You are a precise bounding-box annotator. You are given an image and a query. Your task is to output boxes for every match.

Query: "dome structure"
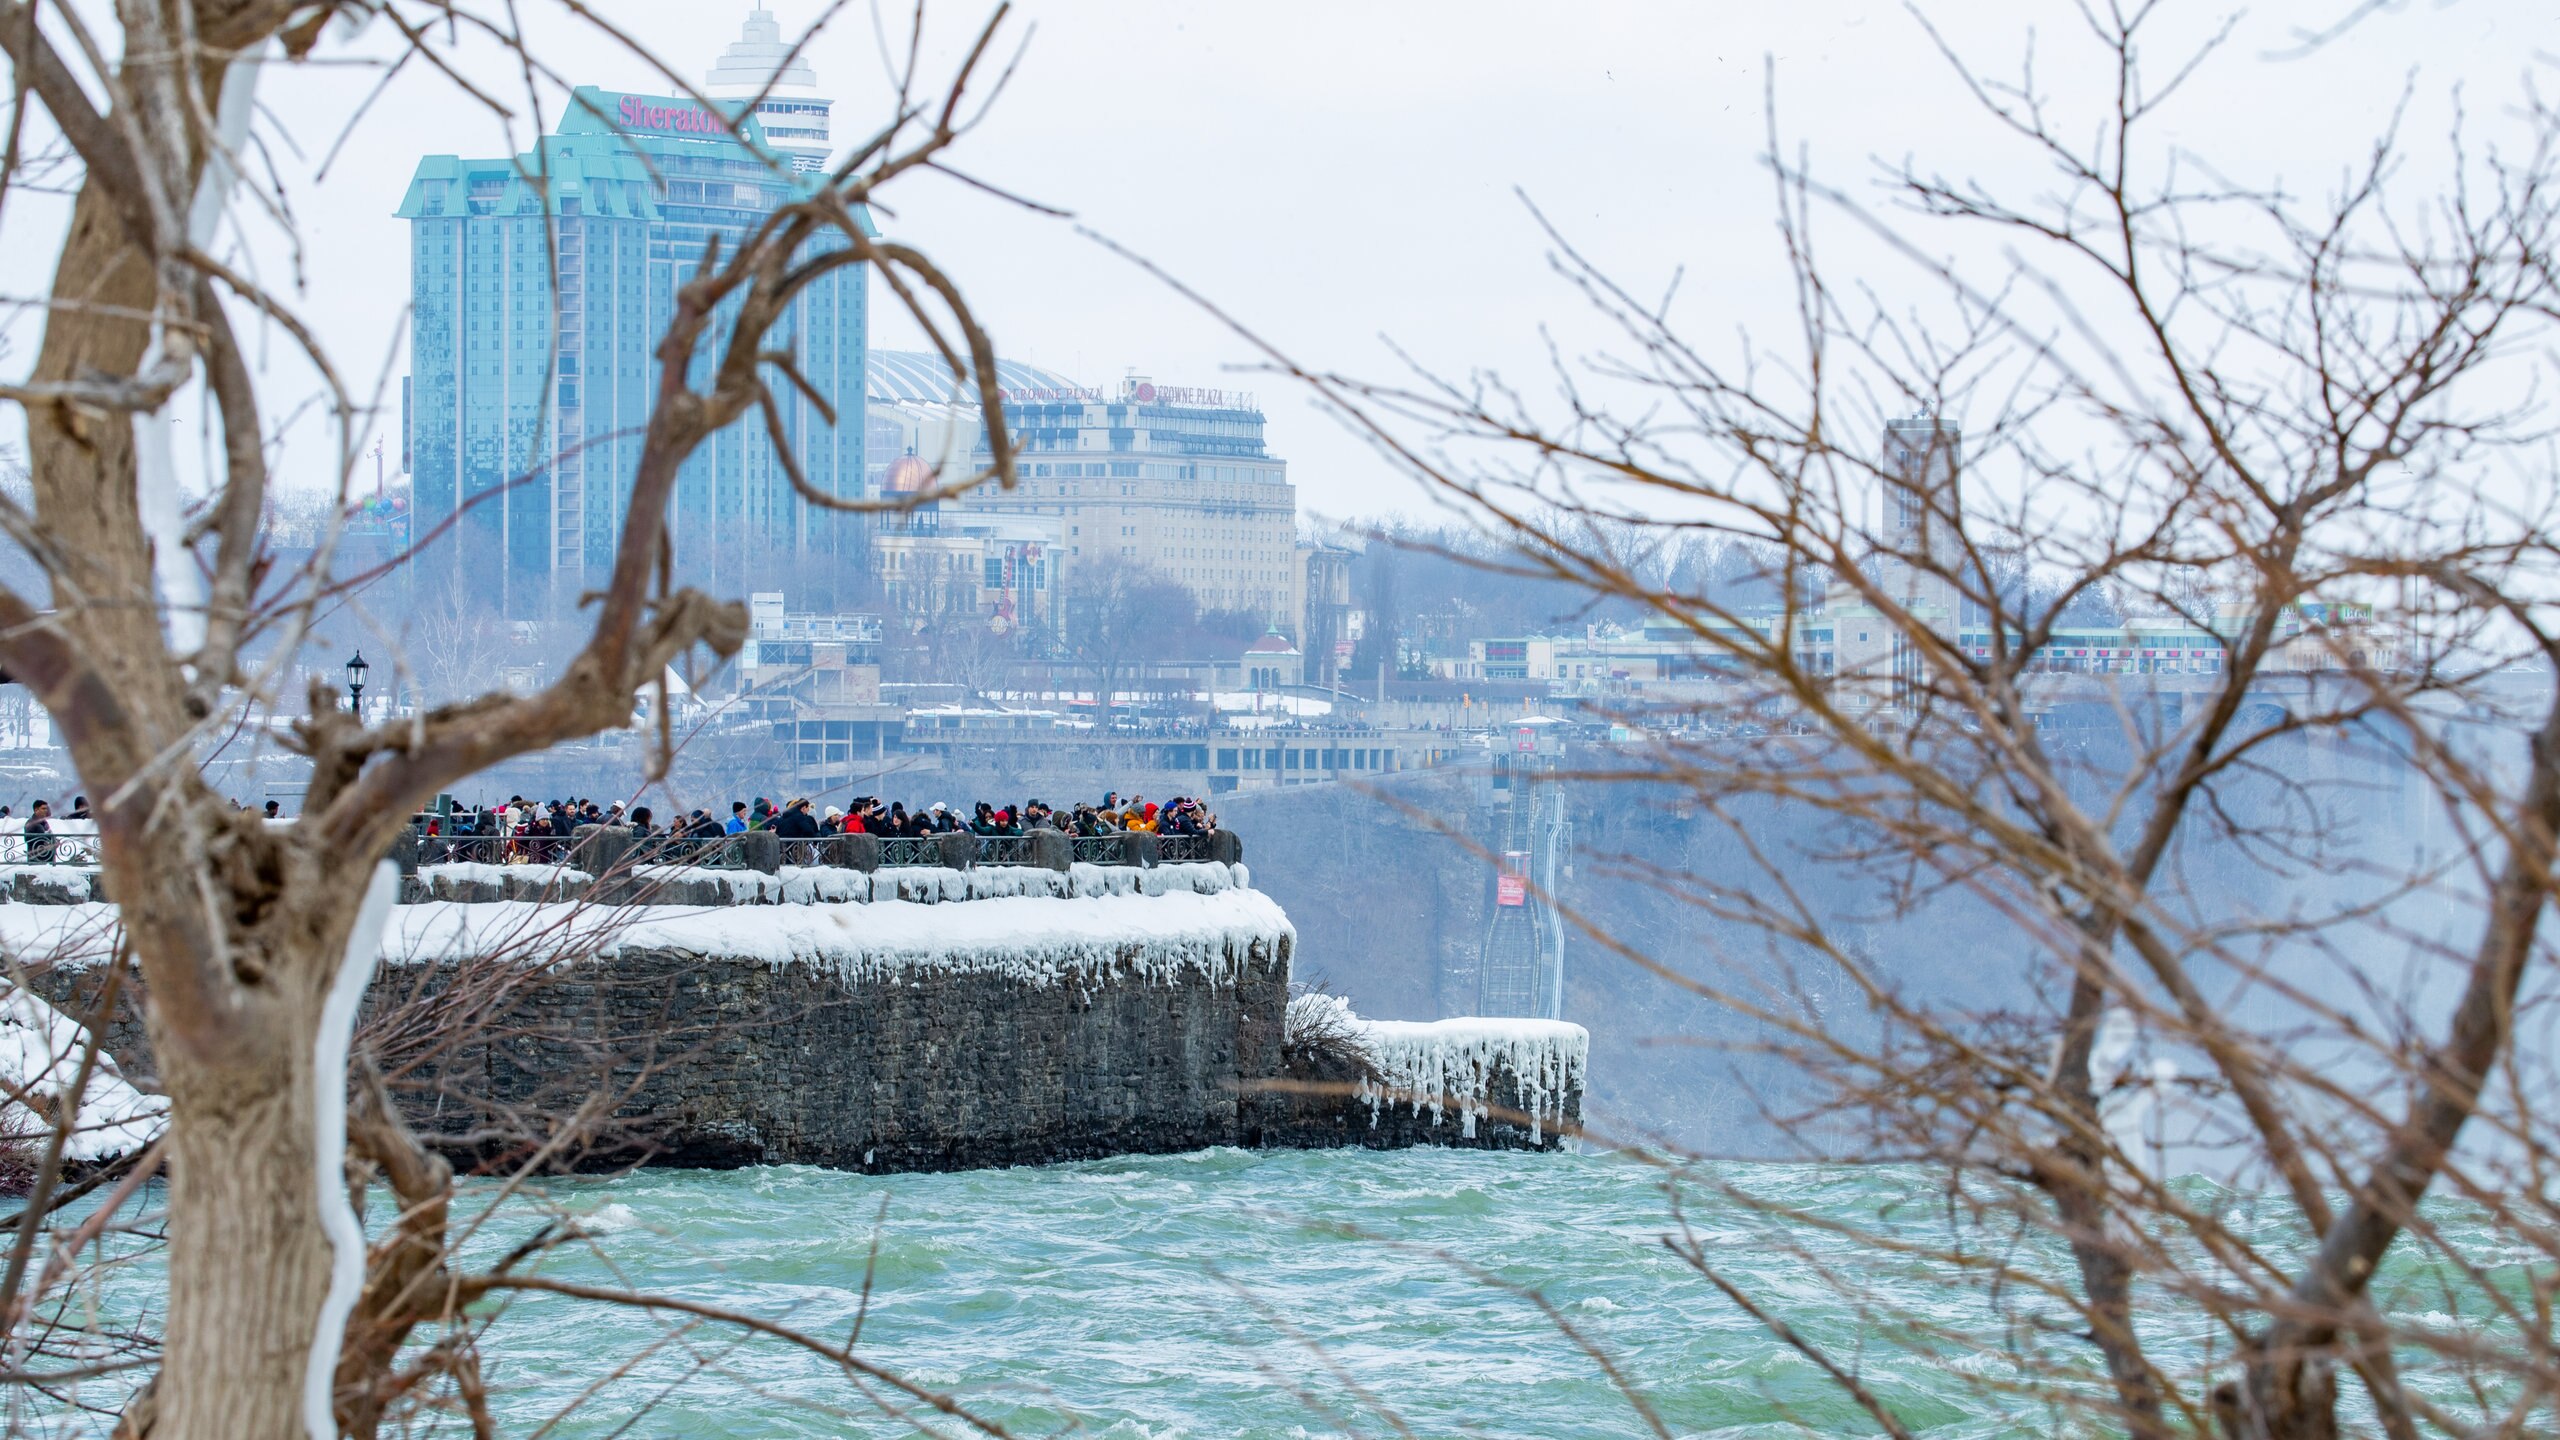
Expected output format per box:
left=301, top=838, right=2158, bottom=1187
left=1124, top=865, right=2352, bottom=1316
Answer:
left=866, top=349, right=1089, bottom=406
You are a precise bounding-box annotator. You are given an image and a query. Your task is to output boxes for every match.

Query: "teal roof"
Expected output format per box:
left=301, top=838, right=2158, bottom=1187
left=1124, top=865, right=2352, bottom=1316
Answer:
left=395, top=87, right=872, bottom=231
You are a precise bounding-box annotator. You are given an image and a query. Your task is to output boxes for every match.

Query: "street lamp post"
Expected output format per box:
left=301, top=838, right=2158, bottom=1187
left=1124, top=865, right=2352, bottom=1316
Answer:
left=345, top=649, right=369, bottom=722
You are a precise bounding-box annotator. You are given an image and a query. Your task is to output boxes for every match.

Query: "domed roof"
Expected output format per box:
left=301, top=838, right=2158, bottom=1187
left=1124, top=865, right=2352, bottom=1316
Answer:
left=1245, top=630, right=1300, bottom=655
left=867, top=349, right=1086, bottom=405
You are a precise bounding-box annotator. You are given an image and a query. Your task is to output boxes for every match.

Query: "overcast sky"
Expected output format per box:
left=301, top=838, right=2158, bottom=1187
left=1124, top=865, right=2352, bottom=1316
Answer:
left=0, top=1, right=2533, bottom=522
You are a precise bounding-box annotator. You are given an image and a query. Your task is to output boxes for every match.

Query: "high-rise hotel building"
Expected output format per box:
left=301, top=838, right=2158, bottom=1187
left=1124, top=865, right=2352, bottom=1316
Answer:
left=398, top=13, right=863, bottom=614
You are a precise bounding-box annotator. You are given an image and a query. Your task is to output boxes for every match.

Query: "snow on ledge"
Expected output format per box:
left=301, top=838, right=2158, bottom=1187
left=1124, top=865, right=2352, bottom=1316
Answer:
left=418, top=862, right=591, bottom=890
left=1341, top=1006, right=1588, bottom=1143
left=378, top=886, right=1295, bottom=990
left=0, top=865, right=1268, bottom=978
left=628, top=865, right=782, bottom=903
left=0, top=865, right=100, bottom=889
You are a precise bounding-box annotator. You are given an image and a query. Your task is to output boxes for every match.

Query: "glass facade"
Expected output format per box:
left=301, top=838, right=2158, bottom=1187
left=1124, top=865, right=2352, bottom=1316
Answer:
left=398, top=86, right=869, bottom=614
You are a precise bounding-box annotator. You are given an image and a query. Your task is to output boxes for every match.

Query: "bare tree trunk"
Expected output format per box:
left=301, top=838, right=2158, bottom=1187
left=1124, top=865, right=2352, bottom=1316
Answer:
left=156, top=1049, right=331, bottom=1439
left=0, top=7, right=1022, bottom=1431
left=23, top=149, right=345, bottom=1440
left=2047, top=948, right=2168, bottom=1440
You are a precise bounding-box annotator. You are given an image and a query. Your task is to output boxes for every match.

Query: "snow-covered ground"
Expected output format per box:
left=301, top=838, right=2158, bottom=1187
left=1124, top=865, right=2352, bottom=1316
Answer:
left=1290, top=992, right=1587, bottom=1143
left=0, top=986, right=162, bottom=1162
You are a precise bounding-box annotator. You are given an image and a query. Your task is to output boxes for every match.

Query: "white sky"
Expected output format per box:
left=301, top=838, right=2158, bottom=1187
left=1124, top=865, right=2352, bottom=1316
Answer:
left=0, top=1, right=2535, bottom=523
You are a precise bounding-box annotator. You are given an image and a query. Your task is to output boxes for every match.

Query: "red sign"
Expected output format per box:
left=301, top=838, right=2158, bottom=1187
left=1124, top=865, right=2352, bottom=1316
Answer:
left=1514, top=728, right=1537, bottom=753
left=1497, top=875, right=1527, bottom=907
left=619, top=96, right=728, bottom=136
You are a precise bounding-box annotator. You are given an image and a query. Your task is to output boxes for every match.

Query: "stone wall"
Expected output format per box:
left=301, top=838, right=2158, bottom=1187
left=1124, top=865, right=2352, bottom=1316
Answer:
left=20, top=879, right=1582, bottom=1174
left=426, top=933, right=1295, bottom=1171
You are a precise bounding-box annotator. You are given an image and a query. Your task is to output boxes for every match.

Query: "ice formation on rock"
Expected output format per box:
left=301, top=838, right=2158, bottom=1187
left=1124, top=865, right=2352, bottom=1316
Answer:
left=1328, top=1006, right=1588, bottom=1144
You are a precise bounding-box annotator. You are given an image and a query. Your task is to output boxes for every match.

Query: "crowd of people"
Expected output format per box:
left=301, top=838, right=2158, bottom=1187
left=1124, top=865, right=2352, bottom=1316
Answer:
left=418, top=790, right=1220, bottom=845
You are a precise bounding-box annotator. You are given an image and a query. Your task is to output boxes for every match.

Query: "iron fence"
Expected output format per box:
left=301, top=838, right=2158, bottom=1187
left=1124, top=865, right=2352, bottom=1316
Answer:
left=634, top=833, right=755, bottom=870
left=875, top=836, right=944, bottom=868
left=777, top=835, right=863, bottom=869
left=1068, top=836, right=1125, bottom=866
left=976, top=835, right=1036, bottom=866
left=418, top=833, right=580, bottom=867
left=2, top=833, right=98, bottom=866
left=396, top=821, right=1228, bottom=876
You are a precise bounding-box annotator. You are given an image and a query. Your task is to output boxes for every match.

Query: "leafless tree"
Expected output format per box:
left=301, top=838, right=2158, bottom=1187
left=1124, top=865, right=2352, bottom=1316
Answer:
left=0, top=1, right=1035, bottom=1435
left=1250, top=7, right=2560, bottom=1437
left=1064, top=564, right=1194, bottom=724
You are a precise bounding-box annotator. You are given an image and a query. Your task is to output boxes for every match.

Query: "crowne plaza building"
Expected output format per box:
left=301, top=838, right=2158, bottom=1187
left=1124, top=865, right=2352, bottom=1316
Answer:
left=868, top=360, right=1301, bottom=626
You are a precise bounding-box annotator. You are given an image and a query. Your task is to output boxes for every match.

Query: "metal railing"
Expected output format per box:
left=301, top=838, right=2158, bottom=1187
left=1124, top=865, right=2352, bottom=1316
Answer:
left=777, top=835, right=860, bottom=869
left=1068, top=836, right=1125, bottom=865
left=632, top=833, right=755, bottom=871
left=875, top=836, right=945, bottom=868
left=1, top=835, right=98, bottom=866
left=394, top=821, right=1233, bottom=878
left=976, top=835, right=1036, bottom=866
left=419, top=833, right=581, bottom=867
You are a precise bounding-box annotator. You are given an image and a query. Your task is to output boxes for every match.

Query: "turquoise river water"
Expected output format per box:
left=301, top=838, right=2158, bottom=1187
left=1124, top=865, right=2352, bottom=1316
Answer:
left=37, top=1147, right=2527, bottom=1437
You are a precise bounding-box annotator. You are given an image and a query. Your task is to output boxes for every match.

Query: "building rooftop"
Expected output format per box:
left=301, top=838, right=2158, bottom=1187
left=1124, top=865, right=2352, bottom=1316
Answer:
left=707, top=7, right=818, bottom=92
left=868, top=350, right=1086, bottom=405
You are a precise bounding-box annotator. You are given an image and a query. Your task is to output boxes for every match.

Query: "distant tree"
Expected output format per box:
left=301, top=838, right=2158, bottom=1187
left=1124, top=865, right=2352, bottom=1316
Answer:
left=930, top=611, right=1027, bottom=704
left=1065, top=566, right=1195, bottom=721
left=1296, top=7, right=2560, bottom=1437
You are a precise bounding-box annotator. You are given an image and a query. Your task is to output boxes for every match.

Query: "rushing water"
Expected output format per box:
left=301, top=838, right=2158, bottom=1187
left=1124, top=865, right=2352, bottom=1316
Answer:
left=33, top=1147, right=2533, bottom=1437
left=458, top=1148, right=1958, bottom=1439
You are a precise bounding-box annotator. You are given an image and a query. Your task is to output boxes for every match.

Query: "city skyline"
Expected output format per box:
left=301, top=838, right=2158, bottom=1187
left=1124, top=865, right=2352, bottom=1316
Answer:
left=3, top=3, right=2516, bottom=527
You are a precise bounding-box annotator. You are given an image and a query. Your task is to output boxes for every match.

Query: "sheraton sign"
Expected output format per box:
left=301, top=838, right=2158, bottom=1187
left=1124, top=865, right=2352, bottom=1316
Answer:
left=618, top=95, right=731, bottom=136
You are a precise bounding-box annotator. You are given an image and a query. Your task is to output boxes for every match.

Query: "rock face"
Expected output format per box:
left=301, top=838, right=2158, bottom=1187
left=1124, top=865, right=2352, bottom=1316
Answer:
left=19, top=876, right=1584, bottom=1175
left=401, top=934, right=1295, bottom=1171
